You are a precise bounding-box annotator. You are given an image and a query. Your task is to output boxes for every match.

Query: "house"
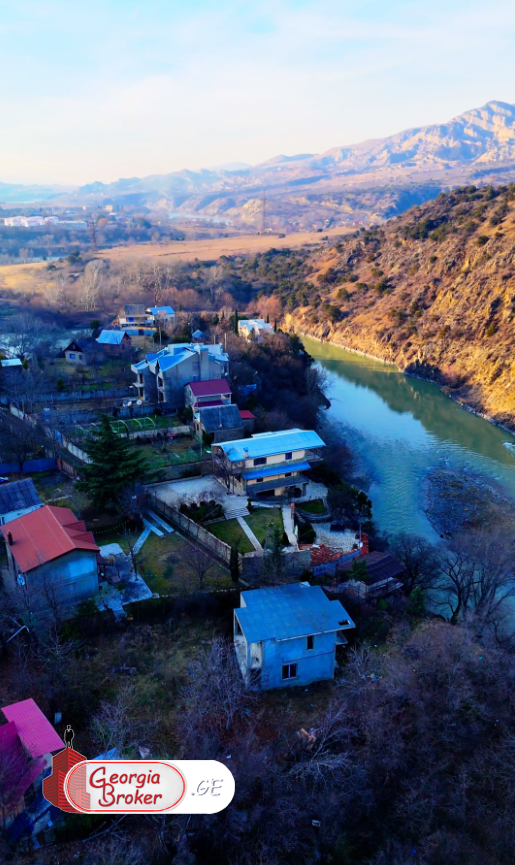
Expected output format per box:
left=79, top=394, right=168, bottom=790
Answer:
left=233, top=582, right=354, bottom=689
left=212, top=428, right=325, bottom=498
left=117, top=304, right=149, bottom=327
left=0, top=358, right=22, bottom=368
left=0, top=699, right=64, bottom=826
left=238, top=319, right=273, bottom=342
left=194, top=404, right=246, bottom=444
left=1, top=505, right=100, bottom=613
left=147, top=306, right=175, bottom=325
left=131, top=343, right=229, bottom=407
left=185, top=378, right=232, bottom=409
left=63, top=337, right=102, bottom=365
left=239, top=409, right=255, bottom=433
left=338, top=551, right=406, bottom=598
left=0, top=478, right=42, bottom=525
left=192, top=328, right=205, bottom=341
left=96, top=329, right=132, bottom=355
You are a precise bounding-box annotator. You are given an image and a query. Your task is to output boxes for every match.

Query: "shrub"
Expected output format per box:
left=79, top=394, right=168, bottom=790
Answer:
left=486, top=323, right=497, bottom=337
left=477, top=235, right=489, bottom=246
left=336, top=287, right=349, bottom=301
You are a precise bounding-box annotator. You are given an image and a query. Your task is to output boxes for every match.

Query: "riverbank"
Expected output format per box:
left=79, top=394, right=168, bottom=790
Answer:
left=295, top=325, right=515, bottom=437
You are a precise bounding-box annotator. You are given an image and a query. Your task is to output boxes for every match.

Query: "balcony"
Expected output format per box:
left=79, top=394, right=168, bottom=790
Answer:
left=247, top=474, right=308, bottom=497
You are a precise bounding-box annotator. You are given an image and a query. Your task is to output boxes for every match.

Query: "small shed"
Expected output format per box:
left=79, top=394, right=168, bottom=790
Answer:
left=96, top=329, right=132, bottom=355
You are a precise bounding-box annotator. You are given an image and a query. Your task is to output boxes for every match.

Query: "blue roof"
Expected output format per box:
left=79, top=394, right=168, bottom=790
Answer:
left=236, top=583, right=353, bottom=643
left=192, top=329, right=205, bottom=338
left=218, top=429, right=325, bottom=462
left=97, top=330, right=128, bottom=345
left=243, top=461, right=311, bottom=480
left=148, top=306, right=175, bottom=315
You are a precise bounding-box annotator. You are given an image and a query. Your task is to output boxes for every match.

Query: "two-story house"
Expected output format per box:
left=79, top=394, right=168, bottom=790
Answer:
left=1, top=505, right=100, bottom=614
left=233, top=582, right=354, bottom=689
left=238, top=319, right=274, bottom=342
left=131, top=343, right=229, bottom=407
left=146, top=306, right=175, bottom=325
left=212, top=428, right=325, bottom=498
left=184, top=378, right=232, bottom=410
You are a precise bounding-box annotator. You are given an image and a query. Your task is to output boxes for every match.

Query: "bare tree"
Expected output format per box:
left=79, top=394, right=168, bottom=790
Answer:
left=389, top=532, right=440, bottom=595
left=4, top=422, right=37, bottom=473
left=42, top=271, right=67, bottom=310
left=182, top=638, right=247, bottom=733
left=80, top=260, right=105, bottom=311
left=183, top=540, right=215, bottom=590
left=5, top=313, right=41, bottom=360
left=90, top=682, right=147, bottom=755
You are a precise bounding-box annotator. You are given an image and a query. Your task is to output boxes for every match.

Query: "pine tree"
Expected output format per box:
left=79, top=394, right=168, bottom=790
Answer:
left=77, top=415, right=148, bottom=511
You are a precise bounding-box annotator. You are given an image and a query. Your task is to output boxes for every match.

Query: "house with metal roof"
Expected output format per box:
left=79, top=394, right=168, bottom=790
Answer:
left=0, top=478, right=42, bottom=526
left=1, top=506, right=100, bottom=614
left=194, top=404, right=245, bottom=443
left=147, top=306, right=175, bottom=324
left=212, top=428, right=325, bottom=499
left=63, top=337, right=102, bottom=366
left=131, top=342, right=229, bottom=407
left=234, top=582, right=354, bottom=688
left=96, top=329, right=132, bottom=354
left=185, top=378, right=232, bottom=409
left=238, top=319, right=273, bottom=342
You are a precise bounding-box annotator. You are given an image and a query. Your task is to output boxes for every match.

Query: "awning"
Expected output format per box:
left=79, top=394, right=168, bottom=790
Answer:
left=243, top=461, right=311, bottom=480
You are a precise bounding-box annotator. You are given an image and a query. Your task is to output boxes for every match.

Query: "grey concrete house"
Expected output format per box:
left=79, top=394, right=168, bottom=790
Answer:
left=194, top=404, right=246, bottom=443
left=234, top=582, right=354, bottom=689
left=131, top=343, right=229, bottom=407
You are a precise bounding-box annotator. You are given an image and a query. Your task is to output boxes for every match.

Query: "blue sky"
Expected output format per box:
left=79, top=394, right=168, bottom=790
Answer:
left=0, top=0, right=514, bottom=184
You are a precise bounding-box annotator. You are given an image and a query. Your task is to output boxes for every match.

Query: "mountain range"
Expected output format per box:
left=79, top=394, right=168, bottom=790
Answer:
left=3, top=101, right=515, bottom=229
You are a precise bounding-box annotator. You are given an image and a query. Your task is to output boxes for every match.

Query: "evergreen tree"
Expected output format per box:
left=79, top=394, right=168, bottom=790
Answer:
left=77, top=415, right=148, bottom=511
left=230, top=546, right=240, bottom=583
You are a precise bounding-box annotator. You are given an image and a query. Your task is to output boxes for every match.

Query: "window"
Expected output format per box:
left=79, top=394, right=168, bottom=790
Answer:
left=307, top=635, right=314, bottom=650
left=285, top=473, right=292, bottom=478
left=254, top=457, right=267, bottom=466
left=285, top=452, right=293, bottom=461
left=78, top=354, right=83, bottom=359
left=282, top=663, right=298, bottom=680
left=70, top=353, right=75, bottom=359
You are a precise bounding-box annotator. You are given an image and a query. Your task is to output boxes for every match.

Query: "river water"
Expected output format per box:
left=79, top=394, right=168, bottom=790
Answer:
left=303, top=337, right=515, bottom=540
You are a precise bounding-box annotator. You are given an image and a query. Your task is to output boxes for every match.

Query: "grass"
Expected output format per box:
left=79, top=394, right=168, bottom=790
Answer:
left=208, top=519, right=254, bottom=554
left=101, top=530, right=233, bottom=595
left=296, top=498, right=326, bottom=515
left=246, top=508, right=284, bottom=545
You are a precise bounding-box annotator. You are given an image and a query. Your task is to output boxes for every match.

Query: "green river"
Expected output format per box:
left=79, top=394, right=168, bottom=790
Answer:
left=303, top=337, right=515, bottom=540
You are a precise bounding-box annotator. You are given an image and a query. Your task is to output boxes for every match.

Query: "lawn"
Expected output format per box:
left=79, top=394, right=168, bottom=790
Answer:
left=208, top=519, right=254, bottom=554
left=296, top=498, right=327, bottom=515
left=103, top=530, right=233, bottom=595
left=246, top=508, right=284, bottom=546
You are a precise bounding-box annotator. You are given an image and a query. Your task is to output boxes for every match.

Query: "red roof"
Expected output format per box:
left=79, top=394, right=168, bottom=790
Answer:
left=2, top=699, right=65, bottom=758
left=0, top=505, right=99, bottom=573
left=239, top=410, right=256, bottom=420
left=309, top=544, right=346, bottom=567
left=0, top=721, right=46, bottom=804
left=187, top=378, right=231, bottom=397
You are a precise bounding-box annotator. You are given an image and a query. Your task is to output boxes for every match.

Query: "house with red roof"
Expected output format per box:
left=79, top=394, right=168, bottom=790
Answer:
left=0, top=699, right=64, bottom=827
left=1, top=505, right=100, bottom=614
left=184, top=378, right=232, bottom=410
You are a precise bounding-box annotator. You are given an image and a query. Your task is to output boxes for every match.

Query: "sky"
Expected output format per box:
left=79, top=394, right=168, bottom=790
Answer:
left=0, top=0, right=514, bottom=186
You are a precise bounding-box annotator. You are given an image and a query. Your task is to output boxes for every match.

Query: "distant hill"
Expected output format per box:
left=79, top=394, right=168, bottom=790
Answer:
left=4, top=101, right=515, bottom=229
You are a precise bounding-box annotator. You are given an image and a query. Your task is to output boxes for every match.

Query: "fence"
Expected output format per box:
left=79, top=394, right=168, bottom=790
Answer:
left=0, top=457, right=58, bottom=475
left=149, top=491, right=240, bottom=569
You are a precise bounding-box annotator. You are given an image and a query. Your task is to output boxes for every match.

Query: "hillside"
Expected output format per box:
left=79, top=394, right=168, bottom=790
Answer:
left=280, top=182, right=515, bottom=429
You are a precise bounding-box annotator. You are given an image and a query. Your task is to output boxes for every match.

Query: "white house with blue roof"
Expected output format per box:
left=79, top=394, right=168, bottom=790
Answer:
left=234, top=583, right=354, bottom=688
left=212, top=428, right=325, bottom=498
left=131, top=342, right=229, bottom=406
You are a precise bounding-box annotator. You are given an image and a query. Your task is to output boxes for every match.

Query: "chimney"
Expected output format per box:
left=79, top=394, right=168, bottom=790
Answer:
left=7, top=531, right=13, bottom=546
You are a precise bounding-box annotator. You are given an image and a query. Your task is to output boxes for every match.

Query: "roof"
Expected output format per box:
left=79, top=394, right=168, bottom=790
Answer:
left=97, top=329, right=130, bottom=345
left=239, top=409, right=256, bottom=420
left=197, top=404, right=244, bottom=432
left=192, top=329, right=205, bottom=338
left=0, top=358, right=22, bottom=367
left=147, top=306, right=175, bottom=315
left=310, top=544, right=346, bottom=568
left=64, top=337, right=98, bottom=353
left=1, top=505, right=99, bottom=572
left=236, top=583, right=354, bottom=643
left=243, top=460, right=310, bottom=480
left=124, top=304, right=146, bottom=315
left=2, top=699, right=65, bottom=758
left=216, top=428, right=325, bottom=462
left=0, top=721, right=46, bottom=804
left=340, top=551, right=406, bottom=586
left=0, top=478, right=41, bottom=517
left=239, top=319, right=272, bottom=331
left=187, top=378, right=231, bottom=397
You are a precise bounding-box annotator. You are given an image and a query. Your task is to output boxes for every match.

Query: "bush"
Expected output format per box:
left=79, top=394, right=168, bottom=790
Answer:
left=486, top=323, right=497, bottom=337
left=477, top=235, right=489, bottom=246
left=336, top=287, right=349, bottom=301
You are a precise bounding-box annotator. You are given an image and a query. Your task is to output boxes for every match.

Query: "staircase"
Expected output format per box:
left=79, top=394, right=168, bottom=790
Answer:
left=223, top=497, right=250, bottom=520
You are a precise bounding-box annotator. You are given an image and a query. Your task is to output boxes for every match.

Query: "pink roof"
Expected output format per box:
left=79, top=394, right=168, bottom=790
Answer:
left=1, top=505, right=99, bottom=572
left=2, top=698, right=65, bottom=758
left=239, top=409, right=256, bottom=419
left=0, top=721, right=46, bottom=803
left=187, top=378, right=231, bottom=398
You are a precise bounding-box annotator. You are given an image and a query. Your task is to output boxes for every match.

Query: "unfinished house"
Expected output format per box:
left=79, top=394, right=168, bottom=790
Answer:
left=194, top=404, right=246, bottom=444
left=233, top=582, right=354, bottom=689
left=131, top=342, right=229, bottom=407
left=0, top=478, right=42, bottom=526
